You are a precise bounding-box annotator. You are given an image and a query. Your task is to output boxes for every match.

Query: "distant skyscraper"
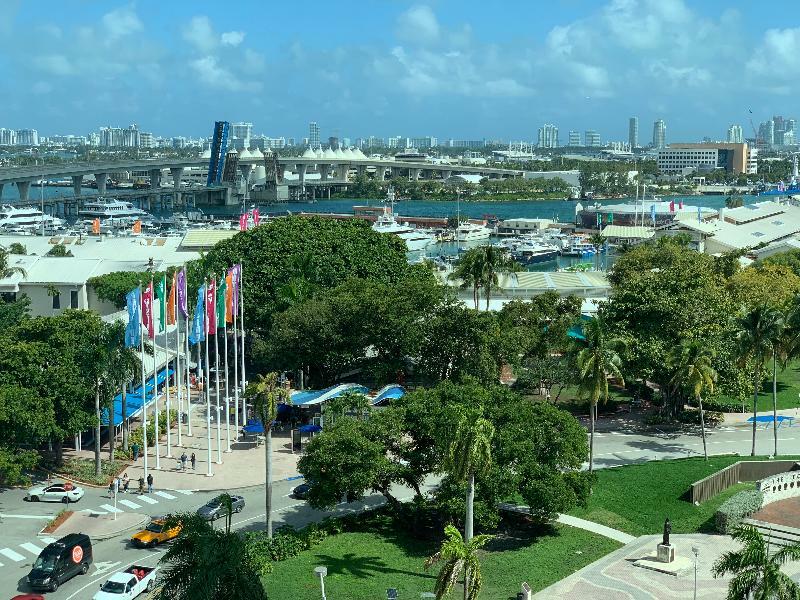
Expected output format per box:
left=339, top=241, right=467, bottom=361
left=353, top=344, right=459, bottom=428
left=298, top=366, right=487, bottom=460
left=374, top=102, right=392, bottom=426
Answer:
left=584, top=130, right=601, bottom=147
left=568, top=130, right=581, bottom=146
left=759, top=120, right=775, bottom=147
left=230, top=122, right=252, bottom=149
left=308, top=122, right=320, bottom=148
left=787, top=119, right=796, bottom=133
left=629, top=117, right=639, bottom=148
left=652, top=120, right=666, bottom=149
left=537, top=124, right=559, bottom=148
left=15, top=128, right=39, bottom=146
left=727, top=125, right=743, bottom=144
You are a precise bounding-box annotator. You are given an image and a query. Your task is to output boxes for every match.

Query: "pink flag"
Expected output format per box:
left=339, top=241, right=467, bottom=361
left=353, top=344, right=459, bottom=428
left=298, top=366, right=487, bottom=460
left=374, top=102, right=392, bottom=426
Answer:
left=669, top=200, right=675, bottom=212
left=679, top=200, right=683, bottom=209
left=206, top=278, right=217, bottom=334
left=141, top=282, right=155, bottom=339
left=252, top=208, right=260, bottom=226
left=239, top=214, right=247, bottom=231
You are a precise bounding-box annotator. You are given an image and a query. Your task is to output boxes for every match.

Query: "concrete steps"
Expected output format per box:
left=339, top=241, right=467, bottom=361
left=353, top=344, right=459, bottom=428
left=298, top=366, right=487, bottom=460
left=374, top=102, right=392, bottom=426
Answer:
left=744, top=518, right=800, bottom=550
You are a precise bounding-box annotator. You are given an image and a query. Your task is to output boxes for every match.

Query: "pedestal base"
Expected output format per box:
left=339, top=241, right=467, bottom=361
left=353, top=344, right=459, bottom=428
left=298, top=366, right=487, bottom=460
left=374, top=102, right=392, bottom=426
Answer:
left=657, top=543, right=675, bottom=563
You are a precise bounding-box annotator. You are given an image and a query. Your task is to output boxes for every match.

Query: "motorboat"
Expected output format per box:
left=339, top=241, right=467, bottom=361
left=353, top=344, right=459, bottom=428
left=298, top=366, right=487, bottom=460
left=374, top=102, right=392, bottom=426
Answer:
left=562, top=235, right=599, bottom=256
left=511, top=241, right=559, bottom=265
left=455, top=221, right=492, bottom=242
left=372, top=187, right=436, bottom=251
left=0, top=205, right=65, bottom=231
left=78, top=198, right=149, bottom=222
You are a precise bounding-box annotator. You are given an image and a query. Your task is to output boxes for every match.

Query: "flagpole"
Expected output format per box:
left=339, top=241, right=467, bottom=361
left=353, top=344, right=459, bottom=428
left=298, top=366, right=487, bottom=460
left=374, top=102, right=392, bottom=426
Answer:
left=138, top=283, right=149, bottom=482
left=164, top=275, right=172, bottom=459
left=185, top=289, right=192, bottom=437
left=174, top=274, right=182, bottom=448
left=223, top=278, right=231, bottom=453
left=213, top=276, right=222, bottom=464
left=239, top=265, right=247, bottom=417
left=203, top=279, right=213, bottom=477
left=152, top=279, right=161, bottom=470
left=232, top=276, right=240, bottom=434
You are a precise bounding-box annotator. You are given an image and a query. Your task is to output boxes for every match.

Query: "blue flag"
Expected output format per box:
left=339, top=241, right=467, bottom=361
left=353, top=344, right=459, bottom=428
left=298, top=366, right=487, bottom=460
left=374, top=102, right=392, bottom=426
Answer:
left=698, top=205, right=702, bottom=222
left=650, top=203, right=656, bottom=224
left=125, top=288, right=141, bottom=348
left=189, top=284, right=206, bottom=345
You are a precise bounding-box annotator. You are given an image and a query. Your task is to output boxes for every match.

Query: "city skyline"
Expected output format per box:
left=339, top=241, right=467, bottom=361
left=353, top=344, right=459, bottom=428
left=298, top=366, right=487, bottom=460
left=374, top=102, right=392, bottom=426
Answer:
left=2, top=1, right=800, bottom=141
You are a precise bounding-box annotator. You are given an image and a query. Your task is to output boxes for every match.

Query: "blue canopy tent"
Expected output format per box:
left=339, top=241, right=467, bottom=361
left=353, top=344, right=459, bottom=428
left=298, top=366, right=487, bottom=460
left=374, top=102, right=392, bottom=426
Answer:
left=100, top=367, right=175, bottom=426
left=747, top=415, right=795, bottom=428
left=298, top=424, right=322, bottom=433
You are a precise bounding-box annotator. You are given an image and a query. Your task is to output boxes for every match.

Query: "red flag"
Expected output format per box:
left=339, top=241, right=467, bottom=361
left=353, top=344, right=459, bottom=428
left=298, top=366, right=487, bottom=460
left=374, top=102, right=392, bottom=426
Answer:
left=669, top=200, right=675, bottom=212
left=239, top=214, right=247, bottom=231
left=141, top=282, right=154, bottom=339
left=206, top=278, right=216, bottom=334
left=252, top=208, right=260, bottom=226
left=679, top=200, right=684, bottom=209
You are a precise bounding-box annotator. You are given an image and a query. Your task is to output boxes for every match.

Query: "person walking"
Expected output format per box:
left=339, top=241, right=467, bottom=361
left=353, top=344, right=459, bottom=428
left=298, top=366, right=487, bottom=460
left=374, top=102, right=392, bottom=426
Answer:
left=146, top=473, right=154, bottom=494
left=190, top=452, right=196, bottom=470
left=132, top=443, right=140, bottom=462
left=122, top=473, right=130, bottom=493
left=180, top=452, right=187, bottom=471
left=138, top=476, right=145, bottom=494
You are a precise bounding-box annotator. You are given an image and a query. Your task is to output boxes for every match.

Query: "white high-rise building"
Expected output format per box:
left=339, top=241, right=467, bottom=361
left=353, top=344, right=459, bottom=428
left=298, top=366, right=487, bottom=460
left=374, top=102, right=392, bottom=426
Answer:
left=568, top=130, right=581, bottom=146
left=629, top=117, right=639, bottom=148
left=537, top=124, right=559, bottom=148
left=16, top=129, right=39, bottom=146
left=231, top=122, right=253, bottom=148
left=308, top=122, right=320, bottom=148
left=727, top=125, right=744, bottom=144
left=584, top=130, right=601, bottom=147
left=0, top=128, right=17, bottom=145
left=652, top=119, right=666, bottom=149
left=139, top=132, right=154, bottom=148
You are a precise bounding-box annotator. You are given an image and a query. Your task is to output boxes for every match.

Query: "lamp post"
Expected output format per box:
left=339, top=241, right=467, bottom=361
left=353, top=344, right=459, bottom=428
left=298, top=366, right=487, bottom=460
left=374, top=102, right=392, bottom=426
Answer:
left=314, top=566, right=327, bottom=600
left=691, top=545, right=700, bottom=600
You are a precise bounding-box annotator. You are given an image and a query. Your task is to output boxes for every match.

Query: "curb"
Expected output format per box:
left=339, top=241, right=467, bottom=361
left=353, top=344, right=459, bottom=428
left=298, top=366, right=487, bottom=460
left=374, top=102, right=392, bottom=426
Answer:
left=155, top=474, right=304, bottom=494
left=42, top=513, right=151, bottom=542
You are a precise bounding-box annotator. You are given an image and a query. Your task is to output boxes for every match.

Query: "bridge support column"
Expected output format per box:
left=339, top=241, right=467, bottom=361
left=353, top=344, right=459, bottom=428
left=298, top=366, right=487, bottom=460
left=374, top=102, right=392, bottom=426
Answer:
left=72, top=175, right=83, bottom=197
left=338, top=164, right=350, bottom=182
left=410, top=168, right=421, bottom=181
left=170, top=167, right=184, bottom=190
left=441, top=170, right=452, bottom=180
left=319, top=164, right=329, bottom=182
left=95, top=172, right=108, bottom=195
left=16, top=181, right=31, bottom=202
left=238, top=164, right=252, bottom=199
left=390, top=167, right=400, bottom=179
left=374, top=166, right=385, bottom=181
left=297, top=164, right=307, bottom=198
left=357, top=165, right=366, bottom=178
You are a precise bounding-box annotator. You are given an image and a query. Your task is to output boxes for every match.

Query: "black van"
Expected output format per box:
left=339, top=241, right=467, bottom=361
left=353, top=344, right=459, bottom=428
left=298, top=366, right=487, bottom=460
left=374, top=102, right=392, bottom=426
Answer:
left=26, top=533, right=93, bottom=592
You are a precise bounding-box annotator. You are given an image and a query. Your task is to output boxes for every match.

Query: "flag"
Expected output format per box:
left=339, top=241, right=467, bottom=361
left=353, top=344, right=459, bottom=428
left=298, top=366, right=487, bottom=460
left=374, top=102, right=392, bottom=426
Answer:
left=132, top=220, right=142, bottom=234
left=698, top=205, right=702, bottom=221
left=125, top=288, right=141, bottom=348
left=252, top=208, right=260, bottom=226
left=155, top=276, right=166, bottom=333
left=225, top=269, right=234, bottom=323
left=177, top=269, right=188, bottom=318
left=206, top=278, right=217, bottom=334
left=608, top=213, right=613, bottom=224
left=167, top=272, right=176, bottom=325
left=189, top=284, right=205, bottom=345
left=141, top=282, right=154, bottom=340
left=669, top=200, right=675, bottom=212
left=92, top=218, right=100, bottom=235
left=596, top=212, right=601, bottom=227
left=231, top=264, right=241, bottom=310
left=239, top=214, right=247, bottom=231
left=217, top=276, right=227, bottom=325
left=679, top=200, right=684, bottom=210
left=650, top=204, right=656, bottom=224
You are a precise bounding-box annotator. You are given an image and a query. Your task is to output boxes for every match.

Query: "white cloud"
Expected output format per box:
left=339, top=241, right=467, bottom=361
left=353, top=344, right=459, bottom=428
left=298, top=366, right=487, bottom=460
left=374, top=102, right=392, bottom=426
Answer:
left=101, top=6, right=143, bottom=40
left=747, top=27, right=800, bottom=90
left=396, top=5, right=440, bottom=45
left=221, top=31, right=245, bottom=47
left=189, top=55, right=246, bottom=90
left=183, top=16, right=218, bottom=52
left=33, top=55, right=75, bottom=76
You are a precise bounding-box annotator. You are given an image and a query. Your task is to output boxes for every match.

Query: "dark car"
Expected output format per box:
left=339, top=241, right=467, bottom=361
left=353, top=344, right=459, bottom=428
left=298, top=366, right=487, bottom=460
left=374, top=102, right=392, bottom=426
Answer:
left=26, top=533, right=93, bottom=592
left=196, top=494, right=245, bottom=521
left=292, top=482, right=312, bottom=499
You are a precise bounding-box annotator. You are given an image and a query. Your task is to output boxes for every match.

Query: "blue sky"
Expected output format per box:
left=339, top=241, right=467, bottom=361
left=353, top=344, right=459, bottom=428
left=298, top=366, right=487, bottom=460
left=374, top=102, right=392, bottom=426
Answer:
left=2, top=0, right=799, bottom=143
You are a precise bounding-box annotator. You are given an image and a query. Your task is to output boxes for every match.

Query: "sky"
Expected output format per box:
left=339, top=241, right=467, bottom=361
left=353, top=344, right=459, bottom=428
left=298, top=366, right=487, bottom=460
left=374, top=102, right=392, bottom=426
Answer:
left=2, top=0, right=799, bottom=143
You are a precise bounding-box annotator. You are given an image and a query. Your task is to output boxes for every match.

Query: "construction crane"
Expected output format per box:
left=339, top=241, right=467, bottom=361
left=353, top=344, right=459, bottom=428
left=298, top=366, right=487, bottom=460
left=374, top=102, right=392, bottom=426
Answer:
left=748, top=109, right=763, bottom=148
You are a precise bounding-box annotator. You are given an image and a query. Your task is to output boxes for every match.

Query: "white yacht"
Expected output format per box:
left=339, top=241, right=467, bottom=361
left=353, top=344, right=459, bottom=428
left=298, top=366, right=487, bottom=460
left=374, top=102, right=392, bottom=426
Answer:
left=455, top=221, right=492, bottom=242
left=0, top=205, right=65, bottom=231
left=372, top=188, right=436, bottom=251
left=78, top=198, right=149, bottom=221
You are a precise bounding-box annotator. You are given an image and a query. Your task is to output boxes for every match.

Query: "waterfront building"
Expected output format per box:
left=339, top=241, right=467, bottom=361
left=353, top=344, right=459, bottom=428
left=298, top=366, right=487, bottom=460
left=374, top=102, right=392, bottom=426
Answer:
left=747, top=147, right=759, bottom=174
left=0, top=128, right=17, bottom=145
left=16, top=128, right=39, bottom=146
left=657, top=142, right=749, bottom=175
left=568, top=130, right=581, bottom=147
left=727, top=125, right=743, bottom=144
left=139, top=132, right=154, bottom=148
left=629, top=117, right=639, bottom=148
left=410, top=136, right=438, bottom=149
left=538, top=124, right=559, bottom=149
left=309, top=121, right=320, bottom=148
left=652, top=120, right=666, bottom=149
left=784, top=131, right=796, bottom=147
left=584, top=130, right=601, bottom=148
left=122, top=124, right=140, bottom=147
left=447, top=139, right=486, bottom=149
left=578, top=199, right=716, bottom=229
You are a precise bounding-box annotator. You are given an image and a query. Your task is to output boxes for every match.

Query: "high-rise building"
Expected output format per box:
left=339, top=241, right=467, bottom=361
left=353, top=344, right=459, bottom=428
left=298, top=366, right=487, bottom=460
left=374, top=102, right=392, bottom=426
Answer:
left=652, top=119, right=666, bottom=149
left=140, top=132, right=154, bottom=148
left=16, top=128, right=39, bottom=146
left=537, top=124, right=559, bottom=148
left=783, top=131, right=796, bottom=147
left=773, top=115, right=785, bottom=144
left=0, top=128, right=17, bottom=145
left=308, top=122, right=320, bottom=148
left=230, top=122, right=253, bottom=149
left=410, top=136, right=437, bottom=149
left=727, top=125, right=743, bottom=144
left=787, top=119, right=796, bottom=133
left=287, top=137, right=296, bottom=147
left=568, top=130, right=581, bottom=146
left=758, top=120, right=774, bottom=147
left=328, top=136, right=339, bottom=149
left=629, top=117, right=639, bottom=148
left=584, top=130, right=601, bottom=147
left=122, top=124, right=140, bottom=147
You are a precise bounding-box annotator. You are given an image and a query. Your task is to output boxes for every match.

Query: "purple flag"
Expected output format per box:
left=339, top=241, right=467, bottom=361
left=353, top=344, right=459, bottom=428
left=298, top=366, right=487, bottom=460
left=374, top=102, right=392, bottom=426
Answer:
left=231, top=264, right=241, bottom=309
left=177, top=269, right=188, bottom=317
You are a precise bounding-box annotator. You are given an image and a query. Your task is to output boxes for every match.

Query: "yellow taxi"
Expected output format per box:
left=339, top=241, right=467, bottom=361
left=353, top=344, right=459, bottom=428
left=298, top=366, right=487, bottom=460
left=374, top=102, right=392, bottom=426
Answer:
left=130, top=518, right=182, bottom=548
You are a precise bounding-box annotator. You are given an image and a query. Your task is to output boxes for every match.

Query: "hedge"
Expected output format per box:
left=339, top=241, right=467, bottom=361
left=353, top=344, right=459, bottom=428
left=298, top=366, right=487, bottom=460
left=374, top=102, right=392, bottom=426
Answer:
left=715, top=489, right=764, bottom=533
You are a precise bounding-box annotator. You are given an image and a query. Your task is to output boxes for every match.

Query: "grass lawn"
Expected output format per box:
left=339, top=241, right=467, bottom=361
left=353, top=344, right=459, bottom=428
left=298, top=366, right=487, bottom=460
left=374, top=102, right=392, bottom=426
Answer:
left=264, top=518, right=620, bottom=600
left=718, top=362, right=800, bottom=413
left=569, top=456, right=800, bottom=536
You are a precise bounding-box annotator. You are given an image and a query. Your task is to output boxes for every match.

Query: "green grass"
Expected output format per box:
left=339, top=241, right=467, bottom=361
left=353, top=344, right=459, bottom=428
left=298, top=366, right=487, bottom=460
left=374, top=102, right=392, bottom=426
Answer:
left=264, top=519, right=620, bottom=600
left=714, top=361, right=800, bottom=413
left=569, top=456, right=800, bottom=536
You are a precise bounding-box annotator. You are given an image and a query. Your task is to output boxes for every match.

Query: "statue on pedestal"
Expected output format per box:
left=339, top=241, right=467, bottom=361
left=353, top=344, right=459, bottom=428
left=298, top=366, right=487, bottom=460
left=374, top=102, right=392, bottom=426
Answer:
left=662, top=517, right=671, bottom=546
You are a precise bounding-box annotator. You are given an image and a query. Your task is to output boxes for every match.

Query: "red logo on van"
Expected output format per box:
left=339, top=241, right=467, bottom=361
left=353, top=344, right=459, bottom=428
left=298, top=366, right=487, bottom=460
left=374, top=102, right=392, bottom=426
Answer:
left=72, top=545, right=83, bottom=564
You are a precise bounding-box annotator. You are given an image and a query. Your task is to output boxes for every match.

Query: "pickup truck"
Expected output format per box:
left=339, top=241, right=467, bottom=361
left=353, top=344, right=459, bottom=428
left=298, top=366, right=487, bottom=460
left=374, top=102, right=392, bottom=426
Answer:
left=92, top=565, right=157, bottom=600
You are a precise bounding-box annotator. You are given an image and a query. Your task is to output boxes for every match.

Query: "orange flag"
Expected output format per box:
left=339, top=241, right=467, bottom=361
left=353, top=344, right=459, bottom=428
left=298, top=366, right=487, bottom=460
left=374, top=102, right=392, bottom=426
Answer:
left=166, top=272, right=177, bottom=325
left=92, top=218, right=100, bottom=234
left=132, top=220, right=142, bottom=234
left=225, top=270, right=234, bottom=323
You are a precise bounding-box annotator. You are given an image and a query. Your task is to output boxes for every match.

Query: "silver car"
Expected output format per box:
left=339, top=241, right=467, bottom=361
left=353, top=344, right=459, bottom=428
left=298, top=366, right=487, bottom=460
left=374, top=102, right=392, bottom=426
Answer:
left=196, top=494, right=245, bottom=520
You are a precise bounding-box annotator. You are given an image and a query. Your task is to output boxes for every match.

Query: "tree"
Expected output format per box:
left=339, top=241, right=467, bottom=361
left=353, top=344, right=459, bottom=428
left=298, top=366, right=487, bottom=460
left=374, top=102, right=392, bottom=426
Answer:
left=450, top=249, right=483, bottom=309
left=425, top=524, right=493, bottom=600
left=155, top=514, right=267, bottom=600
left=669, top=340, right=717, bottom=460
left=736, top=305, right=783, bottom=456
left=725, top=195, right=744, bottom=209
left=244, top=372, right=290, bottom=538
left=7, top=242, right=26, bottom=255
left=447, top=413, right=494, bottom=541
left=0, top=245, right=27, bottom=278
left=0, top=384, right=56, bottom=485
left=713, top=524, right=800, bottom=600
left=323, top=390, right=371, bottom=425
left=577, top=317, right=625, bottom=472
left=46, top=243, right=73, bottom=257
left=476, top=245, right=520, bottom=310
left=728, top=264, right=800, bottom=309
left=588, top=232, right=606, bottom=272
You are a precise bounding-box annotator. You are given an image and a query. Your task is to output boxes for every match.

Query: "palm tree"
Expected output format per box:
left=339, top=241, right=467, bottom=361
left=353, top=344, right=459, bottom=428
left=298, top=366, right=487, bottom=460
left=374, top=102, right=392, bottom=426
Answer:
left=669, top=340, right=717, bottom=460
left=0, top=245, right=27, bottom=278
left=156, top=513, right=267, bottom=600
left=449, top=249, right=483, bottom=309
left=447, top=413, right=494, bottom=542
left=425, top=524, right=493, bottom=600
left=588, top=232, right=606, bottom=272
left=577, top=317, right=625, bottom=472
left=737, top=305, right=784, bottom=456
left=477, top=245, right=521, bottom=310
left=244, top=372, right=290, bottom=538
left=713, top=524, right=800, bottom=600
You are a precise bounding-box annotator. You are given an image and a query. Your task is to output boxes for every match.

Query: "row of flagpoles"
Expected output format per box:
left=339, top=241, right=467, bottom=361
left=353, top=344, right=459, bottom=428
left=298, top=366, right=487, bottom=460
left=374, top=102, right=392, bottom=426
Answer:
left=124, top=265, right=246, bottom=478
left=239, top=208, right=260, bottom=231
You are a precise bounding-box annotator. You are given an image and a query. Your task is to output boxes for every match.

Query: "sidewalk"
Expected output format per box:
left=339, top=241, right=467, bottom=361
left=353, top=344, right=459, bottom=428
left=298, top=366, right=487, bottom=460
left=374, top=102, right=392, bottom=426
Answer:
left=48, top=511, right=148, bottom=541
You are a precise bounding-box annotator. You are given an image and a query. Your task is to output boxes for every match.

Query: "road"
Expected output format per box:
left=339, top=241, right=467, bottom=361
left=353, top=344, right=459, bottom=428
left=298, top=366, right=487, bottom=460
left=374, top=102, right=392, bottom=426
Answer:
left=1, top=419, right=797, bottom=599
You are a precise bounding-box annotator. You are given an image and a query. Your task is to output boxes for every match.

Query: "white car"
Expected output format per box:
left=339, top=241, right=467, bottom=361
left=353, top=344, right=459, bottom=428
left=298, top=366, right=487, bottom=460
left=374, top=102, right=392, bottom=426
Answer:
left=27, top=483, right=85, bottom=503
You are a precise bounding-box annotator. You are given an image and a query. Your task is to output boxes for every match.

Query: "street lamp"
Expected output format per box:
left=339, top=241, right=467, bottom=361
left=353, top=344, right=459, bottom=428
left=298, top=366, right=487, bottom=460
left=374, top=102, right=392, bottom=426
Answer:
left=314, top=566, right=327, bottom=600
left=691, top=545, right=700, bottom=600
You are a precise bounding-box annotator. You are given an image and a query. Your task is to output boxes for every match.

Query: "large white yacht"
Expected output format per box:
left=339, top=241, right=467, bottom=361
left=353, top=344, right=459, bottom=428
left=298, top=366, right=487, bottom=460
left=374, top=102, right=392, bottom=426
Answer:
left=0, top=205, right=65, bottom=231
left=372, top=211, right=436, bottom=251
left=78, top=198, right=149, bottom=221
left=455, top=221, right=492, bottom=242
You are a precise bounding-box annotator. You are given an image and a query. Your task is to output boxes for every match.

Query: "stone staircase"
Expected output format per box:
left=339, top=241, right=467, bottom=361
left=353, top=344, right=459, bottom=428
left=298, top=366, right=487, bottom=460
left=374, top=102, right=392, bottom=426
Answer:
left=743, top=518, right=800, bottom=550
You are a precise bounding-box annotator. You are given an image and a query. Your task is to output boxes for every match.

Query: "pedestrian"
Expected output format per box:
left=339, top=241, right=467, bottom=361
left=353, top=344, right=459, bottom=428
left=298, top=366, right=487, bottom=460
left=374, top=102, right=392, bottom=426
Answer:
left=190, top=452, right=196, bottom=470
left=138, top=476, right=145, bottom=494
left=108, top=481, right=115, bottom=498
left=180, top=452, right=187, bottom=471
left=122, top=473, right=130, bottom=493
left=132, top=443, right=140, bottom=462
left=146, top=473, right=154, bottom=494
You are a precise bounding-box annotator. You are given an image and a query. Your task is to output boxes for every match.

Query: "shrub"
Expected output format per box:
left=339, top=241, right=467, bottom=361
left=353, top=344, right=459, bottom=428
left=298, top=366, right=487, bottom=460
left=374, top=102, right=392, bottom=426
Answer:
left=715, top=489, right=764, bottom=533
left=692, top=397, right=740, bottom=413
left=678, top=408, right=724, bottom=427
left=118, top=409, right=178, bottom=459
left=50, top=458, right=127, bottom=486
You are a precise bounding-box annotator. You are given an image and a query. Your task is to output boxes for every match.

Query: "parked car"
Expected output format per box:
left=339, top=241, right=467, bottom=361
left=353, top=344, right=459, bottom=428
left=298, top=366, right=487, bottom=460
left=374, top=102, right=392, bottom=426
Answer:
left=196, top=494, right=245, bottom=521
left=26, top=533, right=93, bottom=592
left=26, top=482, right=84, bottom=504
left=292, top=482, right=312, bottom=500
left=93, top=565, right=158, bottom=600
left=130, top=518, right=182, bottom=548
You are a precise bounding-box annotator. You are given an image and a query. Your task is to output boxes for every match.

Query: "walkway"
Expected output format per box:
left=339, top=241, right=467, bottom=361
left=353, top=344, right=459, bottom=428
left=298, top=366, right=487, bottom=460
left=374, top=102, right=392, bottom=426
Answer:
left=497, top=503, right=635, bottom=544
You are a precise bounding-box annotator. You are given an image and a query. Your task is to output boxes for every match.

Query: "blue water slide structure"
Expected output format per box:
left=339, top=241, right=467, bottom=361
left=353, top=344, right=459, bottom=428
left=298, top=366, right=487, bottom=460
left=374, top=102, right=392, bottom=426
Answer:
left=290, top=383, right=370, bottom=407
left=371, top=384, right=405, bottom=405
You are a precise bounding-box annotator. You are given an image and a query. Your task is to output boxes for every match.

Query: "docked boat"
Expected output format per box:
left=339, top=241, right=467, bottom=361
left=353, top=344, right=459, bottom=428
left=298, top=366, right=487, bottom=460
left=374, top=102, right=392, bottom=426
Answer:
left=511, top=241, right=559, bottom=264
left=0, top=205, right=65, bottom=231
left=455, top=221, right=492, bottom=242
left=372, top=211, right=436, bottom=251
left=78, top=198, right=149, bottom=222
left=562, top=236, right=599, bottom=256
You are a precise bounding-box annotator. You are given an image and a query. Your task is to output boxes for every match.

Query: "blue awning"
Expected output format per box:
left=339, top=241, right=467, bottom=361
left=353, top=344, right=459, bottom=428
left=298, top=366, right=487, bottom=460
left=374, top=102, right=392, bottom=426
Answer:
left=101, top=368, right=175, bottom=426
